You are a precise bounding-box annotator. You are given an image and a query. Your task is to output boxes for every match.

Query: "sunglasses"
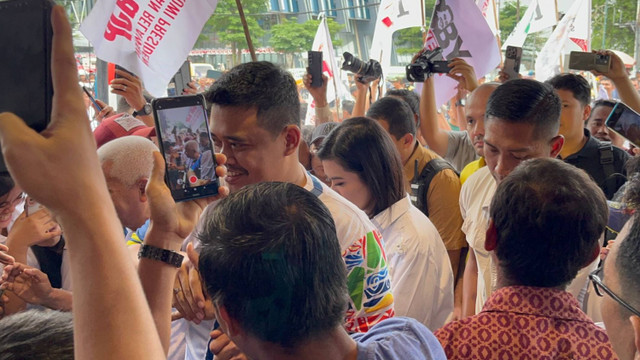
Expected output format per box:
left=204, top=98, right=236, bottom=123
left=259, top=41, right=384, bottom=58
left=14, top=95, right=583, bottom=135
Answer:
left=589, top=265, right=640, bottom=318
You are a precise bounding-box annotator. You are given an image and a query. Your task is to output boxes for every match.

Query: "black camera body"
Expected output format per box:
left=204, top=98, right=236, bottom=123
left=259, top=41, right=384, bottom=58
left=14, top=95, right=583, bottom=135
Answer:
left=341, top=52, right=382, bottom=84
left=406, top=48, right=451, bottom=82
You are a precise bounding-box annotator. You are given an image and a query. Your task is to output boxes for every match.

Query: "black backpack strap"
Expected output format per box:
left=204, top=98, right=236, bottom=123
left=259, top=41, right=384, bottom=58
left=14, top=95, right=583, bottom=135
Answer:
left=410, top=158, right=457, bottom=217
left=599, top=142, right=616, bottom=197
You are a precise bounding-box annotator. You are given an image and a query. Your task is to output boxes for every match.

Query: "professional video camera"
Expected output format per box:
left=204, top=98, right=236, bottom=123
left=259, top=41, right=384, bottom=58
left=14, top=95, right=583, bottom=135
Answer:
left=406, top=47, right=451, bottom=82
left=341, top=52, right=382, bottom=84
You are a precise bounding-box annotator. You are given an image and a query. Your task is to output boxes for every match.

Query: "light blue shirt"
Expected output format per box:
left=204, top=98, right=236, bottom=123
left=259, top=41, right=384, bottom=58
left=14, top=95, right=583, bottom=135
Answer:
left=352, top=317, right=446, bottom=360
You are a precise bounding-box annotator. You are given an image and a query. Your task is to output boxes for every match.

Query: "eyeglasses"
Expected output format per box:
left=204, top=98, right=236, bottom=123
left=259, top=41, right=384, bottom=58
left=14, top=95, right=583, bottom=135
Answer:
left=0, top=192, right=25, bottom=210
left=589, top=265, right=640, bottom=318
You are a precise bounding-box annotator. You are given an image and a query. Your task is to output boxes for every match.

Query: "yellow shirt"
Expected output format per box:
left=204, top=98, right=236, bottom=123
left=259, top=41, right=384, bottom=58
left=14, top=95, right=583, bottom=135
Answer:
left=404, top=145, right=467, bottom=251
left=460, top=157, right=486, bottom=185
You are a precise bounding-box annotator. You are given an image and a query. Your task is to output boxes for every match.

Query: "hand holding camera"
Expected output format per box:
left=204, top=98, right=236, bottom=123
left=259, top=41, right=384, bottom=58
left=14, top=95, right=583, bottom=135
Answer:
left=341, top=52, right=382, bottom=84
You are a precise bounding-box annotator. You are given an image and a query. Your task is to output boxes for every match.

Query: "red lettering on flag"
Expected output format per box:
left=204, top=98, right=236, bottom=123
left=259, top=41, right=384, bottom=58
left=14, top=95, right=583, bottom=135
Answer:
left=570, top=38, right=588, bottom=52
left=382, top=17, right=393, bottom=27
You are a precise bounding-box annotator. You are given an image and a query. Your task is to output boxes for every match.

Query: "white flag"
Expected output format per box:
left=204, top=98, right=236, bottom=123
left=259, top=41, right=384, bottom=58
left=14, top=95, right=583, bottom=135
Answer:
left=502, top=0, right=557, bottom=49
left=535, top=0, right=585, bottom=81
left=304, top=15, right=350, bottom=125
left=418, top=0, right=501, bottom=108
left=369, top=0, right=423, bottom=74
left=80, top=0, right=218, bottom=97
left=475, top=0, right=499, bottom=36
left=568, top=0, right=591, bottom=52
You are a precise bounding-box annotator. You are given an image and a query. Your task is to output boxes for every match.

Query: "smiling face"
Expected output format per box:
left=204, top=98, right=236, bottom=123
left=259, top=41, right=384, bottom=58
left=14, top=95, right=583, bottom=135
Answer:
left=484, top=117, right=563, bottom=184
left=322, top=159, right=374, bottom=216
left=0, top=186, right=22, bottom=229
left=586, top=105, right=615, bottom=142
left=210, top=105, right=293, bottom=193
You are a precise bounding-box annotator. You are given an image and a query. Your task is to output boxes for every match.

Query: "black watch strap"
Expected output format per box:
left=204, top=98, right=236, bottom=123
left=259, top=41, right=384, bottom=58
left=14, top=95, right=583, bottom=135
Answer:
left=132, top=103, right=151, bottom=117
left=138, top=244, right=184, bottom=268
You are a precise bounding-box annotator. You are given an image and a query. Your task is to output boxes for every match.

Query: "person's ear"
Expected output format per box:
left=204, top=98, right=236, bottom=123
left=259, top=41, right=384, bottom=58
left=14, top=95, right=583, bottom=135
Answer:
left=138, top=178, right=148, bottom=201
left=549, top=135, right=565, bottom=158
left=485, top=219, right=497, bottom=251
left=402, top=133, right=415, bottom=147
left=630, top=315, right=640, bottom=359
left=282, top=125, right=301, bottom=156
left=216, top=304, right=242, bottom=338
left=583, top=104, right=592, bottom=122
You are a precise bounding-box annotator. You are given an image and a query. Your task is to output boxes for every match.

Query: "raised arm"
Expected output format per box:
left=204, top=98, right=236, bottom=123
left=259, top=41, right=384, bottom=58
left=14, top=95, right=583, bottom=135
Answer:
left=594, top=50, right=640, bottom=114
left=419, top=76, right=451, bottom=157
left=0, top=7, right=165, bottom=359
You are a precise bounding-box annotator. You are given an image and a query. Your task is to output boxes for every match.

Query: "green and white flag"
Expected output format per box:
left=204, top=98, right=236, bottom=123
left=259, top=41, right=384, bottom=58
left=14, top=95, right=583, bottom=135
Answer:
left=502, top=0, right=557, bottom=49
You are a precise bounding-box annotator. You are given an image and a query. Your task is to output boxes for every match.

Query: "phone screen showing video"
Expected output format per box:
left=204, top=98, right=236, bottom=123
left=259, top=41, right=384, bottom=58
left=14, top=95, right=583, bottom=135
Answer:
left=152, top=95, right=219, bottom=202
left=606, top=102, right=640, bottom=147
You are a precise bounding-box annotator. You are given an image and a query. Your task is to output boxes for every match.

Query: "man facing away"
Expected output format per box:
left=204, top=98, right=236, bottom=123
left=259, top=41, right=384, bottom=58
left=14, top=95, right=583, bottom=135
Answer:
left=194, top=182, right=446, bottom=360
left=437, top=158, right=617, bottom=359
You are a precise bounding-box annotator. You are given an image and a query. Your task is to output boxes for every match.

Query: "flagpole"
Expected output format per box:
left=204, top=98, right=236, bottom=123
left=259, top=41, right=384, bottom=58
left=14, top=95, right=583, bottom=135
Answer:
left=235, top=0, right=257, bottom=62
left=493, top=0, right=503, bottom=66
left=321, top=13, right=341, bottom=120
left=554, top=0, right=563, bottom=72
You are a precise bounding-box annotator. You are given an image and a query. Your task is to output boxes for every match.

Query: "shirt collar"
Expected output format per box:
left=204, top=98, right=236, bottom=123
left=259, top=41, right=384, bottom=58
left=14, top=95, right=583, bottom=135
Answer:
left=372, top=195, right=411, bottom=231
left=482, top=286, right=593, bottom=323
left=403, top=143, right=427, bottom=183
left=565, top=129, right=599, bottom=160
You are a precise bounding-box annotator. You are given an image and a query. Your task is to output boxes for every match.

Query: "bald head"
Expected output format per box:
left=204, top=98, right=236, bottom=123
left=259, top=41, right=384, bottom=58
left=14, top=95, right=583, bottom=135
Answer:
left=465, top=82, right=500, bottom=157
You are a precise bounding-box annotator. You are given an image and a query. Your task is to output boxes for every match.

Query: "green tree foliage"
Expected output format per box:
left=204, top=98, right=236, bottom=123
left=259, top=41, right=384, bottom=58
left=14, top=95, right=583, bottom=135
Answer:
left=499, top=1, right=527, bottom=41
left=202, top=0, right=268, bottom=66
left=269, top=17, right=344, bottom=54
left=393, top=0, right=435, bottom=56
left=591, top=0, right=636, bottom=54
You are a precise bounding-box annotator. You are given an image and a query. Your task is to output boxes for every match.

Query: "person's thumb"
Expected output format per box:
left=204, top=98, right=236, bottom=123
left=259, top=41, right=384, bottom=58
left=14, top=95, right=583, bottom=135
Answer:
left=0, top=112, right=43, bottom=173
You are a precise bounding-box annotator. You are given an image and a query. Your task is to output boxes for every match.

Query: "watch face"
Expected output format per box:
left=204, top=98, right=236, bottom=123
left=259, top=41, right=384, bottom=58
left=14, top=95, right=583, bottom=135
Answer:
left=142, top=103, right=152, bottom=115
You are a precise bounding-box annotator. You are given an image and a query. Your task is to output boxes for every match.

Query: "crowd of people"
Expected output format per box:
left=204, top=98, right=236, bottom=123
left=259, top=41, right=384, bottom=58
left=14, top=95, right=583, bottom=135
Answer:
left=2, top=7, right=640, bottom=360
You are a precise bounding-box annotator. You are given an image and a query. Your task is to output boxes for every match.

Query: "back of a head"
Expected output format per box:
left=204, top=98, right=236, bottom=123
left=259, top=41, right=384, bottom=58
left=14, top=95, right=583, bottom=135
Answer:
left=0, top=174, right=14, bottom=198
left=490, top=158, right=607, bottom=288
left=97, top=136, right=158, bottom=187
left=366, top=96, right=417, bottom=138
left=385, top=89, right=420, bottom=120
left=486, top=79, right=561, bottom=140
left=317, top=117, right=406, bottom=215
left=197, top=182, right=347, bottom=348
left=205, top=61, right=300, bottom=135
left=0, top=310, right=74, bottom=360
left=546, top=73, right=591, bottom=106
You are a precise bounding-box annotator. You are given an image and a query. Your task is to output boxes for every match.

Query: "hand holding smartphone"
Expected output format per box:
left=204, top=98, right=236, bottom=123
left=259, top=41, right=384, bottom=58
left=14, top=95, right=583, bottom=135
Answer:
left=605, top=102, right=640, bottom=147
left=167, top=60, right=192, bottom=96
left=0, top=0, right=55, bottom=173
left=569, top=51, right=611, bottom=73
left=504, top=46, right=522, bottom=80
left=308, top=51, right=323, bottom=88
left=152, top=94, right=219, bottom=202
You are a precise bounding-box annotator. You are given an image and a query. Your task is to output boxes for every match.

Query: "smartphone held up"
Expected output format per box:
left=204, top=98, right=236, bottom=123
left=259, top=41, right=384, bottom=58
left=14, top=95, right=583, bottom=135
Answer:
left=152, top=94, right=219, bottom=202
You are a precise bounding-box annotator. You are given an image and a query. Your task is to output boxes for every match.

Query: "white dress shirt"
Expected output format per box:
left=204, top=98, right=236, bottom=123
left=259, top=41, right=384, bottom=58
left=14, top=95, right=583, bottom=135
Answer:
left=372, top=195, right=454, bottom=330
left=459, top=166, right=497, bottom=314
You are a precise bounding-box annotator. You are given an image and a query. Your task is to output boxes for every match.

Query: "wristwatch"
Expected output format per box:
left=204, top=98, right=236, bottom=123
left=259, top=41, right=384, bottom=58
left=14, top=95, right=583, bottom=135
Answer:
left=138, top=244, right=184, bottom=268
left=132, top=103, right=152, bottom=117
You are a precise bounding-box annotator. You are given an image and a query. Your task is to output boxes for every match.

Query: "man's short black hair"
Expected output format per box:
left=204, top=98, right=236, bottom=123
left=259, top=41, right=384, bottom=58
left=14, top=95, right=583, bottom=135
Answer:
left=490, top=158, right=607, bottom=288
left=366, top=96, right=417, bottom=139
left=546, top=73, right=591, bottom=106
left=317, top=117, right=406, bottom=216
left=205, top=61, right=300, bottom=137
left=197, top=182, right=347, bottom=348
left=486, top=79, right=561, bottom=140
left=0, top=174, right=14, bottom=198
left=385, top=89, right=420, bottom=125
